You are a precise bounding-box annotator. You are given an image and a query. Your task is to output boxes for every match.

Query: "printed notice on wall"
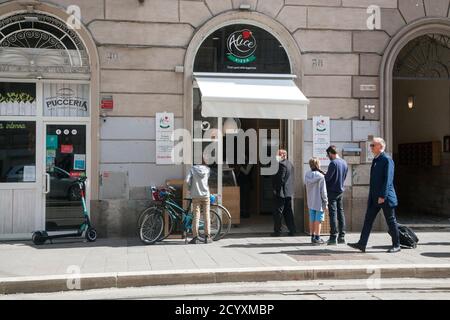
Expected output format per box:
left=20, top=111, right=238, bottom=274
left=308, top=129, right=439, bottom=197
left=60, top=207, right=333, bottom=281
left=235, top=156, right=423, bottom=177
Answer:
left=312, top=116, right=331, bottom=166
left=156, top=112, right=174, bottom=165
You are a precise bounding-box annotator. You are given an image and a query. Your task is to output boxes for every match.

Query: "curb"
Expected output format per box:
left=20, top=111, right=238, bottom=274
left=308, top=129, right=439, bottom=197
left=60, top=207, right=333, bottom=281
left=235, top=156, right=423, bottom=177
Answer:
left=1, top=264, right=450, bottom=295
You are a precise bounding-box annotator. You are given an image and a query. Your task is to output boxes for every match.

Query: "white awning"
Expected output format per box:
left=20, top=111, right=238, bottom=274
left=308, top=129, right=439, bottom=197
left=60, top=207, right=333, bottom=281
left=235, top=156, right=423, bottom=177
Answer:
left=194, top=73, right=309, bottom=120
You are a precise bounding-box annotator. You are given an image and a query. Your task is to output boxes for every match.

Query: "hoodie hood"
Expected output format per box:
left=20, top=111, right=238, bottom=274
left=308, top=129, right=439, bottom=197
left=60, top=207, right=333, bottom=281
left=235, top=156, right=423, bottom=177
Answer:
left=191, top=165, right=209, bottom=178
left=305, top=170, right=324, bottom=185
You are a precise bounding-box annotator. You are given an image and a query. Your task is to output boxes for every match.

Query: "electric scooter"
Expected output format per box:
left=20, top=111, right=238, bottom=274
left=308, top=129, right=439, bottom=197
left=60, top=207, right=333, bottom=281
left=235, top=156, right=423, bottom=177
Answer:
left=32, top=176, right=97, bottom=245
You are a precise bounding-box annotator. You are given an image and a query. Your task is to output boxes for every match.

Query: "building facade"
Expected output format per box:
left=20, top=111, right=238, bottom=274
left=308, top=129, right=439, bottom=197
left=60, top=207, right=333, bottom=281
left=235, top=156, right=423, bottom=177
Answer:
left=0, top=0, right=449, bottom=239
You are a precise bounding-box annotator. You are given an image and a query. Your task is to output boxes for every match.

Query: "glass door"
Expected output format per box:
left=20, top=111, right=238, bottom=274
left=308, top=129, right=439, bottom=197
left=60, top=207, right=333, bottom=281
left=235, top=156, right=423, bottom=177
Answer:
left=44, top=124, right=87, bottom=231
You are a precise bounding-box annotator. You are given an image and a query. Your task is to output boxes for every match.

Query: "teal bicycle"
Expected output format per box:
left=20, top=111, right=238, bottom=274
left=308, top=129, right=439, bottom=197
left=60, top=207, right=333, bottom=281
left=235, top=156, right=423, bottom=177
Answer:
left=139, top=186, right=222, bottom=245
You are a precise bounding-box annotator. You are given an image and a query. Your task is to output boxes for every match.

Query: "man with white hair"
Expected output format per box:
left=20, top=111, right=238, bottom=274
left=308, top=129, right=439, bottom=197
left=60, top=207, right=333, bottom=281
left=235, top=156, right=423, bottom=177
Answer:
left=348, top=137, right=401, bottom=253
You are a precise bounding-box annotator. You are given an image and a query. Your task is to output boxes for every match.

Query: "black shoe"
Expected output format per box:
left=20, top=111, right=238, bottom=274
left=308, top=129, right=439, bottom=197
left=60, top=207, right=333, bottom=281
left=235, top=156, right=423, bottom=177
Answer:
left=189, top=237, right=200, bottom=244
left=338, top=237, right=346, bottom=244
left=311, top=235, right=315, bottom=243
left=327, top=237, right=337, bottom=246
left=204, top=236, right=213, bottom=244
left=387, top=246, right=401, bottom=253
left=288, top=232, right=296, bottom=237
left=348, top=242, right=366, bottom=252
left=271, top=232, right=281, bottom=237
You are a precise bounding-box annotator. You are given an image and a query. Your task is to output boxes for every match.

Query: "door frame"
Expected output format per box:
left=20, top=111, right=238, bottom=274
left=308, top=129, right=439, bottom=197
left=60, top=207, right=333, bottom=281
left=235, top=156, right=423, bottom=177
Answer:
left=0, top=77, right=91, bottom=238
left=42, top=121, right=91, bottom=229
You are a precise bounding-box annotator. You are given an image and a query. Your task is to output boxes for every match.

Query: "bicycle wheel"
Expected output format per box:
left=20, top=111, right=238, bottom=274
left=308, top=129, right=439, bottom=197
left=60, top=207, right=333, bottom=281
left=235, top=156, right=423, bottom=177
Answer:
left=139, top=212, right=164, bottom=245
left=137, top=206, right=162, bottom=232
left=212, top=204, right=232, bottom=240
left=197, top=209, right=222, bottom=241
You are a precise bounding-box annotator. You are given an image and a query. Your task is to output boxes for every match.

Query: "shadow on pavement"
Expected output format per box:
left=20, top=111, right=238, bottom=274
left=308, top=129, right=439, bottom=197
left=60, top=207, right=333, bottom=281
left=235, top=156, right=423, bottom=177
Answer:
left=420, top=252, right=450, bottom=258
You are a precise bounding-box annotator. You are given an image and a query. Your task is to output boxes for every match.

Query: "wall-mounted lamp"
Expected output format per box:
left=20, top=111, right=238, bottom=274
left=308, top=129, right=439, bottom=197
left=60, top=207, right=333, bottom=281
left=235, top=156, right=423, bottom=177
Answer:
left=407, top=95, right=415, bottom=109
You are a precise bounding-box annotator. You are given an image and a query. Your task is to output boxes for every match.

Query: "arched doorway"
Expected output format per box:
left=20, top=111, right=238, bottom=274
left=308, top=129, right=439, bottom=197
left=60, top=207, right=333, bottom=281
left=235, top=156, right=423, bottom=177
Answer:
left=184, top=12, right=308, bottom=232
left=0, top=9, right=97, bottom=239
left=392, top=33, right=450, bottom=224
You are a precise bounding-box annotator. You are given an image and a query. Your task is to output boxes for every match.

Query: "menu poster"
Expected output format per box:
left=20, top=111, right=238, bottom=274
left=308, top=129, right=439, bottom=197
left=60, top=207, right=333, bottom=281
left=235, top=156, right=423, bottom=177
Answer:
left=156, top=112, right=175, bottom=165
left=312, top=116, right=331, bottom=166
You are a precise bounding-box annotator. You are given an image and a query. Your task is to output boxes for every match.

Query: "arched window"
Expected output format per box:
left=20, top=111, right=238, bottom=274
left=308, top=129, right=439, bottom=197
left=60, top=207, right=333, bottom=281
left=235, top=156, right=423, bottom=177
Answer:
left=194, top=24, right=291, bottom=74
left=394, top=34, right=450, bottom=79
left=0, top=12, right=89, bottom=77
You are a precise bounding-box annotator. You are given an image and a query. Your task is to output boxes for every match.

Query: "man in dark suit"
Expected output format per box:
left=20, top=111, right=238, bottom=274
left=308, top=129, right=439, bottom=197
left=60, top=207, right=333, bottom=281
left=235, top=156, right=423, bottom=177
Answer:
left=271, top=149, right=296, bottom=237
left=348, top=137, right=401, bottom=253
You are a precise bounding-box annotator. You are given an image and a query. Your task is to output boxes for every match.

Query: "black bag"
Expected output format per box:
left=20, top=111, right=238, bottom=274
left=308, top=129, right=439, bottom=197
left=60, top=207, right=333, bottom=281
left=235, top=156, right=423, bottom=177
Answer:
left=397, top=225, right=419, bottom=249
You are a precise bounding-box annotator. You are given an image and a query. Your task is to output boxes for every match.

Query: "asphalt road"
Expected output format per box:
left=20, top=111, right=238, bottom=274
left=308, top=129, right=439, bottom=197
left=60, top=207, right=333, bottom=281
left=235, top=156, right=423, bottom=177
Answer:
left=2, top=278, right=450, bottom=300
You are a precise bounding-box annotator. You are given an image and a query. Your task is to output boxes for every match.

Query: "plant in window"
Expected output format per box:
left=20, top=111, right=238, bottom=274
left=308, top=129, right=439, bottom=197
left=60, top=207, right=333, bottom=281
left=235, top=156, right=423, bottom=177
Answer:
left=0, top=92, right=36, bottom=116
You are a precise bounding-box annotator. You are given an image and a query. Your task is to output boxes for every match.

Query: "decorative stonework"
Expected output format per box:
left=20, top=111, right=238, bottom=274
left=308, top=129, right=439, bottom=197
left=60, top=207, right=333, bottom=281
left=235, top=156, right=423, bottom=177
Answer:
left=394, top=34, right=450, bottom=78
left=0, top=12, right=89, bottom=75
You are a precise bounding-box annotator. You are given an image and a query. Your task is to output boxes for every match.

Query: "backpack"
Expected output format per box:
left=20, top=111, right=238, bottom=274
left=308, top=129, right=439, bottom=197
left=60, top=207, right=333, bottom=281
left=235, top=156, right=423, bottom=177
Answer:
left=396, top=225, right=419, bottom=249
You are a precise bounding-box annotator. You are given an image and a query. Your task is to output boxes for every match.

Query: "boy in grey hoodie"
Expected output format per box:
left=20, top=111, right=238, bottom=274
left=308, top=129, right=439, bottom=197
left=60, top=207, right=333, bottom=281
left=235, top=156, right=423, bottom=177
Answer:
left=305, top=158, right=328, bottom=245
left=185, top=163, right=212, bottom=244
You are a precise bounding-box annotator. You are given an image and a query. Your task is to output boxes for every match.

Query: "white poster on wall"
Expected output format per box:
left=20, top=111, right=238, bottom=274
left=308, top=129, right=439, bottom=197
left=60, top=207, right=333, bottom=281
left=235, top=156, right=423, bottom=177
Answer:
left=312, top=116, right=331, bottom=166
left=43, top=83, right=89, bottom=117
left=156, top=112, right=174, bottom=165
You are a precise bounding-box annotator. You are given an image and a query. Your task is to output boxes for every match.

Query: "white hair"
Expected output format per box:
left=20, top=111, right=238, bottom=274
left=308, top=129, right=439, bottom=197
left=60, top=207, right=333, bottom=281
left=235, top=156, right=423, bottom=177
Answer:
left=372, top=137, right=386, bottom=151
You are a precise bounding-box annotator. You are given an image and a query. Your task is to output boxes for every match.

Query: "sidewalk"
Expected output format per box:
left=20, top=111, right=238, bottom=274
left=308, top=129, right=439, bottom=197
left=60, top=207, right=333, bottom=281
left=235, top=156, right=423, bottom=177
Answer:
left=1, top=231, right=449, bottom=294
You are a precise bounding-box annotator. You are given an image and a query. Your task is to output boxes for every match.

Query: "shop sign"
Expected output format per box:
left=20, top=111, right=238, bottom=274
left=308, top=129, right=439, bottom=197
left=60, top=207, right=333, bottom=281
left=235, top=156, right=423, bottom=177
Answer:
left=312, top=116, right=331, bottom=166
left=156, top=112, right=174, bottom=165
left=226, top=29, right=257, bottom=64
left=43, top=83, right=89, bottom=117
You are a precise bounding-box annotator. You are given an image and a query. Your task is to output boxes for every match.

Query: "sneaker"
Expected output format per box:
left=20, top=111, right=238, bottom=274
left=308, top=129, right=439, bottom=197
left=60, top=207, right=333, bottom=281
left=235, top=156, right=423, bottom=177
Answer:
left=387, top=246, right=401, bottom=253
left=311, top=235, right=315, bottom=243
left=189, top=237, right=200, bottom=244
left=313, top=237, right=325, bottom=245
left=204, top=236, right=213, bottom=244
left=348, top=242, right=366, bottom=253
left=338, top=237, right=346, bottom=244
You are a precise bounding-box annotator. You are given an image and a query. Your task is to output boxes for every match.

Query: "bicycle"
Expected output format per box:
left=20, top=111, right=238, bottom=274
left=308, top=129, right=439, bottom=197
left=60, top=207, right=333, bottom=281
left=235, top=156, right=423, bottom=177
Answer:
left=137, top=190, right=233, bottom=241
left=139, top=186, right=222, bottom=245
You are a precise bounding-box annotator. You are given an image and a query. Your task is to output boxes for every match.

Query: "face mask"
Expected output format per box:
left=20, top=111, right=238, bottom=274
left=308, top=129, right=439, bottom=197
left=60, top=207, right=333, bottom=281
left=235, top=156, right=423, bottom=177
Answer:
left=275, top=155, right=282, bottom=162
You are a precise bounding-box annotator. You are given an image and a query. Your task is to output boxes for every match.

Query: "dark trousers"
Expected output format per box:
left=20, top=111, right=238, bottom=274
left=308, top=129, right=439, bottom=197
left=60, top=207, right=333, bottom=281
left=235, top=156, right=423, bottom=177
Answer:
left=239, top=181, right=250, bottom=217
left=359, top=204, right=400, bottom=248
left=273, top=196, right=296, bottom=233
left=328, top=192, right=346, bottom=238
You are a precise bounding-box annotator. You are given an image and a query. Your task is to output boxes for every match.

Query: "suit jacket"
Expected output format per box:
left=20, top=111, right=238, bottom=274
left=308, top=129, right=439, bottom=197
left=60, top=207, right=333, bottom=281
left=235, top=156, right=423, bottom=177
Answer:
left=272, top=159, right=294, bottom=198
left=368, top=152, right=398, bottom=208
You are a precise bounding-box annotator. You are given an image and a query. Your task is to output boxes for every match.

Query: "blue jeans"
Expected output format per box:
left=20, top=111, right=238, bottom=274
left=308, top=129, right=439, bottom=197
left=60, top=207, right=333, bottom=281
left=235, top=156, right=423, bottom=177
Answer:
left=328, top=192, right=346, bottom=239
left=359, top=204, right=400, bottom=248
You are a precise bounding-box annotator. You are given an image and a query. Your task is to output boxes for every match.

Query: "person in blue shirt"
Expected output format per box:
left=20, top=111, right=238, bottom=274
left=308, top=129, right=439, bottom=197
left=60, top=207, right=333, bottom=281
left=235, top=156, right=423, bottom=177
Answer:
left=324, top=146, right=348, bottom=245
left=348, top=137, right=401, bottom=253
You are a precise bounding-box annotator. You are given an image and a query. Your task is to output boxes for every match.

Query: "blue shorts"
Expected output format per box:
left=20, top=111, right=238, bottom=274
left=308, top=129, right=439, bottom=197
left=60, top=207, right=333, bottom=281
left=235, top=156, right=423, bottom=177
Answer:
left=309, top=209, right=325, bottom=223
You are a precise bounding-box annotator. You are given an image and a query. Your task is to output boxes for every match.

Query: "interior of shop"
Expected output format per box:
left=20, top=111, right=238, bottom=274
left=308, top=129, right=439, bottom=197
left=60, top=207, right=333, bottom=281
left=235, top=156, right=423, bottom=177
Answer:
left=392, top=33, right=450, bottom=224
left=223, top=118, right=289, bottom=233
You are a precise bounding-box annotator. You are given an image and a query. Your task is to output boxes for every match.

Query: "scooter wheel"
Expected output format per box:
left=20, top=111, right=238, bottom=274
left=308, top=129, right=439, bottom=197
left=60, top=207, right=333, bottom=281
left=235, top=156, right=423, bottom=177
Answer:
left=32, top=231, right=46, bottom=245
left=86, top=228, right=97, bottom=242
